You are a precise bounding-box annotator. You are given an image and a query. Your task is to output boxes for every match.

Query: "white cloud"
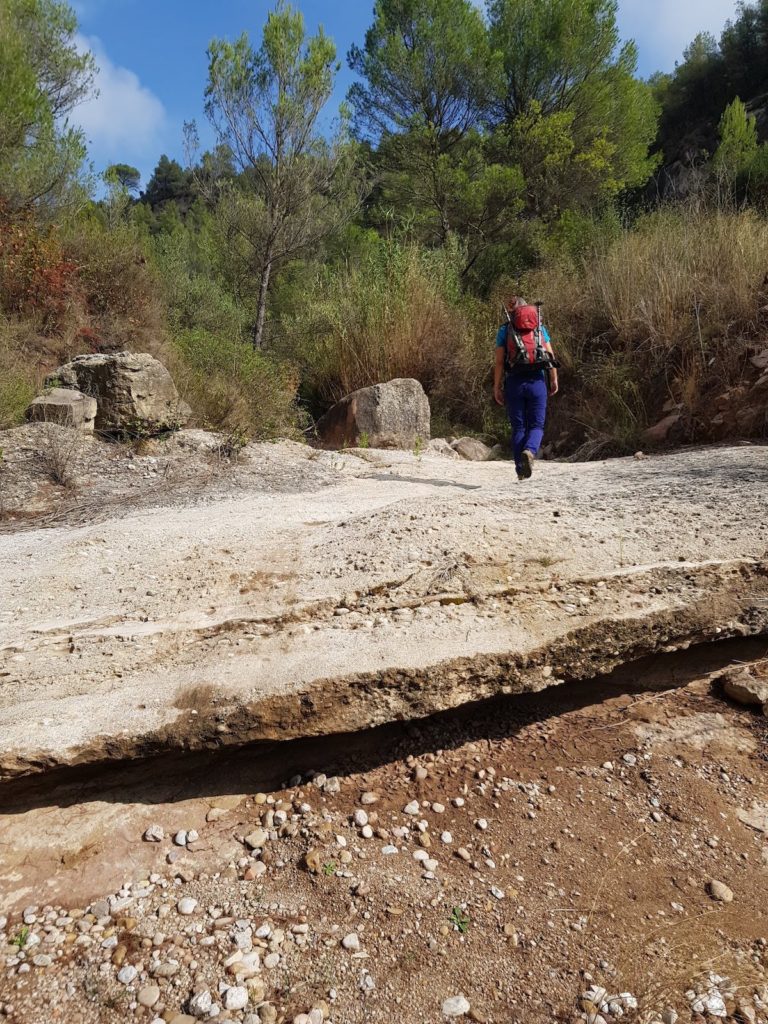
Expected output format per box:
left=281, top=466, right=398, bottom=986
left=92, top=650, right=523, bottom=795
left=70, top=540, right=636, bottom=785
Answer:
left=72, top=34, right=166, bottom=171
left=617, top=0, right=741, bottom=73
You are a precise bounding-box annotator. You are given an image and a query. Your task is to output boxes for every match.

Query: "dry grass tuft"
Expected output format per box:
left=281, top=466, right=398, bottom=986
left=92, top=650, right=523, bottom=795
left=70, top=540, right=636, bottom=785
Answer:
left=39, top=423, right=82, bottom=489
left=528, top=206, right=768, bottom=452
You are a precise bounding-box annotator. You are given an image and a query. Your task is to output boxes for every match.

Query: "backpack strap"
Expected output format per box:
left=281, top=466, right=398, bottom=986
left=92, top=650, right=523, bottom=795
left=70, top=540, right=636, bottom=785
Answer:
left=506, top=323, right=527, bottom=365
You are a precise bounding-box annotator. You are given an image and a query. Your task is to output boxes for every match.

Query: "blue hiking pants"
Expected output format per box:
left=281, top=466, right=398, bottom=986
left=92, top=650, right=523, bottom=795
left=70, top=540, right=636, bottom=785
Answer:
left=505, top=374, right=548, bottom=474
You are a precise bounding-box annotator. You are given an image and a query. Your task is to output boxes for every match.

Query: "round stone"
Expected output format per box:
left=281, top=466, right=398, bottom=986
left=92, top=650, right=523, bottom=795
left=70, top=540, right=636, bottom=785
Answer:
left=177, top=897, right=198, bottom=916
left=223, top=986, right=249, bottom=1011
left=138, top=985, right=160, bottom=1008
left=117, top=964, right=137, bottom=985
left=708, top=879, right=734, bottom=903
left=341, top=933, right=360, bottom=951
left=442, top=994, right=471, bottom=1017
left=245, top=829, right=268, bottom=850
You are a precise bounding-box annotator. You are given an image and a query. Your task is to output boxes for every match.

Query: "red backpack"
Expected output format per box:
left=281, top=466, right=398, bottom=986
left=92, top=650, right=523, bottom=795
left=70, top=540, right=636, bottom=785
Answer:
left=506, top=304, right=549, bottom=368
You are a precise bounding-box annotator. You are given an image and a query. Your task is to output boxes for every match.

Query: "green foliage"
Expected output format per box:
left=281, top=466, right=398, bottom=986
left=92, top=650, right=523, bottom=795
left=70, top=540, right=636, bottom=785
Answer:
left=449, top=907, right=470, bottom=933
left=655, top=3, right=768, bottom=168
left=488, top=0, right=622, bottom=118
left=490, top=0, right=660, bottom=210
left=142, top=155, right=192, bottom=210
left=277, top=236, right=497, bottom=433
left=713, top=98, right=758, bottom=181
left=0, top=0, right=94, bottom=212
left=171, top=328, right=298, bottom=438
left=350, top=0, right=502, bottom=249
left=202, top=0, right=362, bottom=348
left=105, top=164, right=141, bottom=194
left=349, top=0, right=497, bottom=141
left=0, top=319, right=36, bottom=428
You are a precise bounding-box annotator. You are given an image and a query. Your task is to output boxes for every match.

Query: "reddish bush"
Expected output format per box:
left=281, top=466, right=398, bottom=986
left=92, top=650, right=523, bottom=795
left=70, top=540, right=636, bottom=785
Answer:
left=0, top=202, right=83, bottom=333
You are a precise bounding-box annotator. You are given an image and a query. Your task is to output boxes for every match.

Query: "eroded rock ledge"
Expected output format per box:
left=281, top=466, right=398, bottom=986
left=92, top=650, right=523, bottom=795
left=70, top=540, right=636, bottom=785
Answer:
left=1, top=444, right=767, bottom=781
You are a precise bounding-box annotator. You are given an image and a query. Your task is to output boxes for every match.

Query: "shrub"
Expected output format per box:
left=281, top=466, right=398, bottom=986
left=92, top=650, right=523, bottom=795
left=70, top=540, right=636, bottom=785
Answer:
left=62, top=217, right=166, bottom=351
left=277, top=237, right=501, bottom=436
left=0, top=203, right=82, bottom=334
left=170, top=328, right=299, bottom=439
left=0, top=318, right=39, bottom=428
left=526, top=206, right=768, bottom=451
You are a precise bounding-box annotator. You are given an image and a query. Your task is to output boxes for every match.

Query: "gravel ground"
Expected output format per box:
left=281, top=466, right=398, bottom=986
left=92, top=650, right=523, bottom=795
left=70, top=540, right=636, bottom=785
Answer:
left=2, top=643, right=768, bottom=1024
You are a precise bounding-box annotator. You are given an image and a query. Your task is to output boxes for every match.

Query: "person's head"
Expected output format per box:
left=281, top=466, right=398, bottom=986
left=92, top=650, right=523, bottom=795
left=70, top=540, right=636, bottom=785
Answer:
left=505, top=296, right=526, bottom=313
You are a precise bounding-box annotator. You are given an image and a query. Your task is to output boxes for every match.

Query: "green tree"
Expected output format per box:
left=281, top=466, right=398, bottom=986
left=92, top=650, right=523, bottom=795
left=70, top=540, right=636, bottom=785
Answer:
left=142, top=154, right=191, bottom=210
left=106, top=163, right=141, bottom=194
left=489, top=0, right=659, bottom=212
left=489, top=0, right=621, bottom=118
left=713, top=97, right=758, bottom=182
left=201, top=0, right=362, bottom=348
left=0, top=0, right=95, bottom=211
left=349, top=0, right=499, bottom=244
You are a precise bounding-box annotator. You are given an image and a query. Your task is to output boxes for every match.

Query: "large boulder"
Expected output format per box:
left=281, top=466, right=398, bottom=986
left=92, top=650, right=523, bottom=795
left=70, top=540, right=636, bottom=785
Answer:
left=316, top=378, right=430, bottom=450
left=26, top=388, right=97, bottom=433
left=452, top=437, right=491, bottom=461
left=47, top=352, right=190, bottom=436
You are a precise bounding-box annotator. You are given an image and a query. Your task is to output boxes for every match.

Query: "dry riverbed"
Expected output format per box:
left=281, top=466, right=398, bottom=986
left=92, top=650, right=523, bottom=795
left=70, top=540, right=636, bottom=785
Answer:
left=2, top=641, right=768, bottom=1024
left=1, top=432, right=768, bottom=1023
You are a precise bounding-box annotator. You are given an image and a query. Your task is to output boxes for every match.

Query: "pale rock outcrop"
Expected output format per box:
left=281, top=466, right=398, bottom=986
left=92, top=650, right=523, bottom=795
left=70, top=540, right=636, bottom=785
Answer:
left=426, top=438, right=461, bottom=460
left=26, top=388, right=97, bottom=433
left=721, top=663, right=768, bottom=709
left=47, top=352, right=190, bottom=436
left=316, top=378, right=430, bottom=450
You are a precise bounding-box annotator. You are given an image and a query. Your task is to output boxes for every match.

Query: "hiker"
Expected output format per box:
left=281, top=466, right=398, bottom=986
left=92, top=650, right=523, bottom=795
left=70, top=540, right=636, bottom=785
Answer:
left=493, top=297, right=559, bottom=480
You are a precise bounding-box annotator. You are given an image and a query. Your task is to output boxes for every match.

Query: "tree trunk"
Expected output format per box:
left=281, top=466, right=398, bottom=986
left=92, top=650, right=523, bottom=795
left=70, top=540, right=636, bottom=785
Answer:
left=253, top=258, right=272, bottom=349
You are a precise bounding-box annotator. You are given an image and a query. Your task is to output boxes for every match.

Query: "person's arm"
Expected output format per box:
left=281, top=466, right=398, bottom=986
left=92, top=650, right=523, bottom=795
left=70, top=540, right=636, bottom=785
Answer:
left=545, top=341, right=559, bottom=395
left=494, top=345, right=505, bottom=405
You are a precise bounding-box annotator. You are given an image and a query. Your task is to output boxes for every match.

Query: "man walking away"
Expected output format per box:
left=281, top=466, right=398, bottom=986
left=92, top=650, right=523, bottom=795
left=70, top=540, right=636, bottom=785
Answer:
left=493, top=297, right=559, bottom=480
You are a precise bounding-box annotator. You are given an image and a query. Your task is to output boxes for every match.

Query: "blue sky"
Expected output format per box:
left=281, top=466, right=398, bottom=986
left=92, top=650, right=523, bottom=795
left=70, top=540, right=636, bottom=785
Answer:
left=70, top=0, right=742, bottom=189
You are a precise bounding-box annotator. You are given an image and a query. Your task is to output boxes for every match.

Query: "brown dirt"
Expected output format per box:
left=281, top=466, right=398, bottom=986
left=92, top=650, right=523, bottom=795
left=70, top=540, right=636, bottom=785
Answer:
left=1, top=639, right=768, bottom=1024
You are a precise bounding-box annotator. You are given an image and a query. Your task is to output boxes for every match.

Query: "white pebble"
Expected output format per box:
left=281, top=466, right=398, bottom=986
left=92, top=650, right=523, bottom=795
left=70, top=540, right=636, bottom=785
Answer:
left=177, top=897, right=197, bottom=916
left=442, top=994, right=471, bottom=1017
left=223, top=986, right=248, bottom=1011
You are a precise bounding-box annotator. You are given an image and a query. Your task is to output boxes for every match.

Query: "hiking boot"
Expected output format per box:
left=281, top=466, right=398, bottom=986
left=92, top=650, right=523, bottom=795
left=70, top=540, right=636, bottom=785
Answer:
left=521, top=450, right=535, bottom=478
